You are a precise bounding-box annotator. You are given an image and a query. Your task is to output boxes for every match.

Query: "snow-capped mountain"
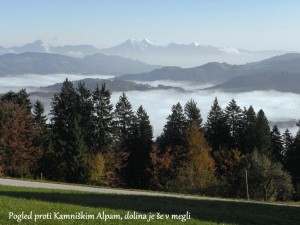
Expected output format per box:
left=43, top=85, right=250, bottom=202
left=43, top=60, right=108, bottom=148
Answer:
left=0, top=39, right=289, bottom=67
left=100, top=39, right=287, bottom=67
left=2, top=40, right=101, bottom=58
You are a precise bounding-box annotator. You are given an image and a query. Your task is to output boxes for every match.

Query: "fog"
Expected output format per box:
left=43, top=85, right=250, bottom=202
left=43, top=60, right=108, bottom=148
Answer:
left=2, top=74, right=299, bottom=137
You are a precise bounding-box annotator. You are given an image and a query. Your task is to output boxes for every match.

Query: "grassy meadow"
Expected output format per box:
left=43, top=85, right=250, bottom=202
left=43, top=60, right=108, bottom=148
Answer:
left=0, top=185, right=300, bottom=225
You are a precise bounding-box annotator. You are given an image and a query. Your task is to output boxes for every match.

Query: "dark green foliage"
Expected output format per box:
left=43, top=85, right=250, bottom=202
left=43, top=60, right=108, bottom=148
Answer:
left=255, top=109, right=271, bottom=155
left=282, top=129, right=294, bottom=168
left=125, top=106, right=153, bottom=188
left=92, top=83, right=113, bottom=153
left=1, top=89, right=31, bottom=113
left=50, top=79, right=88, bottom=182
left=184, top=99, right=203, bottom=130
left=237, top=151, right=294, bottom=201
left=240, top=106, right=257, bottom=154
left=64, top=114, right=89, bottom=183
left=225, top=99, right=243, bottom=149
left=32, top=100, right=53, bottom=176
left=76, top=82, right=94, bottom=152
left=157, top=103, right=187, bottom=151
left=204, top=98, right=230, bottom=152
left=270, top=125, right=284, bottom=163
left=113, top=93, right=135, bottom=147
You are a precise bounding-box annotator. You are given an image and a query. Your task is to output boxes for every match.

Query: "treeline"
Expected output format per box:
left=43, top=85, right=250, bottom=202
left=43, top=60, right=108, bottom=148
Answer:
left=0, top=79, right=299, bottom=201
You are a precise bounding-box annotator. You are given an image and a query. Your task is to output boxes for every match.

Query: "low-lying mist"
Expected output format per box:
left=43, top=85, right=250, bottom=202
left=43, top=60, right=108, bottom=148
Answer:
left=2, top=74, right=299, bottom=137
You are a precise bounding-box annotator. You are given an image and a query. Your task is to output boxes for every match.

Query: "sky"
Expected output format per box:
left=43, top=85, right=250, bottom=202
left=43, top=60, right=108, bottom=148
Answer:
left=1, top=0, right=300, bottom=50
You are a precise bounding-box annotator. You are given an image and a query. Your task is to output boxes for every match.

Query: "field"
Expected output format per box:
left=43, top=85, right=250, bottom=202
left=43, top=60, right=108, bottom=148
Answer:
left=0, top=185, right=300, bottom=225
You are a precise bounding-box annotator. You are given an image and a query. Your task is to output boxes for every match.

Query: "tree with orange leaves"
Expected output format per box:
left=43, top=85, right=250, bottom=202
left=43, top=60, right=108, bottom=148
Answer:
left=0, top=102, right=42, bottom=177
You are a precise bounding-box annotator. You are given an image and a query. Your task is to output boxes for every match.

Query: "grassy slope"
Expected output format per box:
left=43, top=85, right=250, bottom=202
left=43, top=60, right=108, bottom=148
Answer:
left=0, top=185, right=300, bottom=225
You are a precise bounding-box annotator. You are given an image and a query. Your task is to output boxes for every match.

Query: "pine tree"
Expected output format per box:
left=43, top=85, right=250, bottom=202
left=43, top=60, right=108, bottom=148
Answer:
left=204, top=98, right=230, bottom=152
left=184, top=99, right=203, bottom=130
left=92, top=83, right=113, bottom=153
left=225, top=99, right=243, bottom=149
left=270, top=125, right=284, bottom=163
left=157, top=102, right=187, bottom=151
left=282, top=129, right=294, bottom=167
left=50, top=79, right=88, bottom=182
left=255, top=109, right=271, bottom=155
left=1, top=89, right=31, bottom=113
left=125, top=106, right=153, bottom=188
left=64, top=114, right=89, bottom=183
left=242, top=106, right=257, bottom=154
left=77, top=82, right=94, bottom=152
left=32, top=100, right=53, bottom=176
left=113, top=93, right=135, bottom=146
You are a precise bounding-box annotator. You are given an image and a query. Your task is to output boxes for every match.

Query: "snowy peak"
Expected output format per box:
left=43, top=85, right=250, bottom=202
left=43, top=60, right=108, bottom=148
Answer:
left=11, top=40, right=53, bottom=53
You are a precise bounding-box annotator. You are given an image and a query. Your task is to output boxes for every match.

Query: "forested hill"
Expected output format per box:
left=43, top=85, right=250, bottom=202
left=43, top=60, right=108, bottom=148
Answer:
left=206, top=72, right=300, bottom=93
left=118, top=53, right=300, bottom=83
left=40, top=78, right=184, bottom=92
left=0, top=52, right=160, bottom=76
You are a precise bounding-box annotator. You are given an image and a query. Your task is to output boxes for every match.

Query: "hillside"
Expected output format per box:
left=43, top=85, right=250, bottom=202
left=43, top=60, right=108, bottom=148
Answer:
left=40, top=78, right=184, bottom=92
left=206, top=72, right=300, bottom=93
left=0, top=52, right=160, bottom=76
left=118, top=53, right=300, bottom=84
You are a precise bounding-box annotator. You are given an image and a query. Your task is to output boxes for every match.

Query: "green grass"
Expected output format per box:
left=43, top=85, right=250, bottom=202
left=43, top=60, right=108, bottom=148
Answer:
left=0, top=185, right=299, bottom=225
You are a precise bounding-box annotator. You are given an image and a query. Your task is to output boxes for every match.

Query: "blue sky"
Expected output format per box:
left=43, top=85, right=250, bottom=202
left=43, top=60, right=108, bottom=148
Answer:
left=1, top=0, right=300, bottom=50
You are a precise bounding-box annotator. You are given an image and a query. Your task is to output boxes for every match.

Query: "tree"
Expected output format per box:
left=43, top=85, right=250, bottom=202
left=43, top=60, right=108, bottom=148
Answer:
left=239, top=151, right=294, bottom=201
left=50, top=79, right=88, bottom=182
left=205, top=98, right=230, bottom=152
left=255, top=109, right=271, bottom=155
left=0, top=102, right=42, bottom=177
left=1, top=89, right=31, bottom=113
left=32, top=100, right=53, bottom=176
left=176, top=123, right=216, bottom=193
left=113, top=93, right=135, bottom=146
left=225, top=99, right=243, bottom=149
left=241, top=106, right=257, bottom=154
left=77, top=82, right=94, bottom=152
left=92, top=83, right=114, bottom=153
left=125, top=106, right=153, bottom=188
left=286, top=122, right=300, bottom=191
left=184, top=99, right=203, bottom=130
left=157, top=103, right=186, bottom=151
left=270, top=125, right=284, bottom=163
left=282, top=129, right=294, bottom=168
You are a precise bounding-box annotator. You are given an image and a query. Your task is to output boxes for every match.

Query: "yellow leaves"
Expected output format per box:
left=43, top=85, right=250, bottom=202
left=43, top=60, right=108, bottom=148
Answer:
left=88, top=153, right=105, bottom=184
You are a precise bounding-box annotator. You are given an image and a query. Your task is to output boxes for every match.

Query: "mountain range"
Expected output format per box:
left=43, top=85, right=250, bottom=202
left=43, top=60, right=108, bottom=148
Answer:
left=0, top=39, right=288, bottom=67
left=0, top=52, right=160, bottom=76
left=119, top=53, right=300, bottom=93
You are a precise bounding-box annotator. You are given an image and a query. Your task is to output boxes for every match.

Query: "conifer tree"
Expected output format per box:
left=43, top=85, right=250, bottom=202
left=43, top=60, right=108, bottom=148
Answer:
left=270, top=125, right=284, bottom=163
left=77, top=82, right=94, bottom=152
left=125, top=106, right=153, bottom=188
left=204, top=98, right=230, bottom=152
left=92, top=83, right=113, bottom=153
left=242, top=106, right=257, bottom=154
left=282, top=129, right=294, bottom=167
left=157, top=103, right=186, bottom=151
left=50, top=79, right=88, bottom=182
left=255, top=109, right=271, bottom=155
left=32, top=100, right=53, bottom=176
left=225, top=99, right=243, bottom=149
left=184, top=99, right=203, bottom=130
left=113, top=93, right=135, bottom=146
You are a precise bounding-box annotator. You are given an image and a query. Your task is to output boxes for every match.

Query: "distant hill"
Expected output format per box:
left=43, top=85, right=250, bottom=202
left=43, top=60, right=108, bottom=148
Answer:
left=40, top=78, right=184, bottom=92
left=0, top=52, right=160, bottom=76
left=119, top=53, right=300, bottom=84
left=206, top=72, right=300, bottom=93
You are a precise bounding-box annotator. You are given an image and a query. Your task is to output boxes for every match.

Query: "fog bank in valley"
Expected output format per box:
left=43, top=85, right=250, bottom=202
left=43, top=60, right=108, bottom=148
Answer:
left=1, top=74, right=299, bottom=137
